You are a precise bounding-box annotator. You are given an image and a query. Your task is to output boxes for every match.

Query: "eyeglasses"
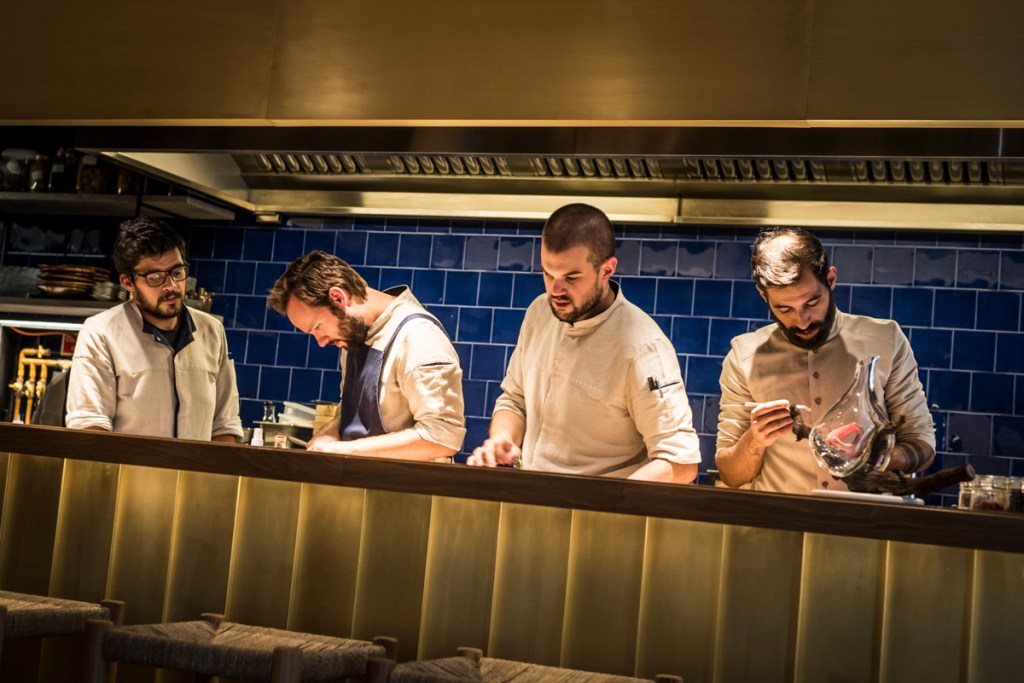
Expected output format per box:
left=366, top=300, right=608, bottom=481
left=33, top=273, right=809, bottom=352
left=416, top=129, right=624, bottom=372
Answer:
left=133, top=264, right=189, bottom=287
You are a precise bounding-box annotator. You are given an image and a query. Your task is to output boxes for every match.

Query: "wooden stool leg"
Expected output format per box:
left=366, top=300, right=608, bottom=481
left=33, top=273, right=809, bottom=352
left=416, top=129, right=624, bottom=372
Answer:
left=372, top=636, right=399, bottom=661
left=83, top=619, right=113, bottom=683
left=270, top=645, right=303, bottom=683
left=365, top=657, right=395, bottom=683
left=0, top=604, right=7, bottom=668
left=101, top=599, right=126, bottom=626
left=654, top=675, right=684, bottom=683
left=456, top=646, right=483, bottom=663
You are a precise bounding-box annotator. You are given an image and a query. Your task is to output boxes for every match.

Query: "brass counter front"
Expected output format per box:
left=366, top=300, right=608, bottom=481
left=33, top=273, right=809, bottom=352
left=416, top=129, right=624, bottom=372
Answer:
left=0, top=424, right=1021, bottom=683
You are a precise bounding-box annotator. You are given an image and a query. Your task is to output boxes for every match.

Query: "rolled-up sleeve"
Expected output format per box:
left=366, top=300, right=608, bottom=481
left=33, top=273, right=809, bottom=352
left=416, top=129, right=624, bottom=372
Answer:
left=211, top=327, right=243, bottom=439
left=885, top=325, right=935, bottom=447
left=493, top=342, right=527, bottom=422
left=65, top=324, right=116, bottom=431
left=627, top=339, right=701, bottom=465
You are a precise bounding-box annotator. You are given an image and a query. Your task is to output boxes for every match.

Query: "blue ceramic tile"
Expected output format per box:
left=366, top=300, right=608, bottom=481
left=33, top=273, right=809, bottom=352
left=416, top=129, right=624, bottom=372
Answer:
left=320, top=371, right=342, bottom=401
left=671, top=317, right=709, bottom=354
left=677, top=242, right=715, bottom=278
left=452, top=342, right=472, bottom=369
left=323, top=218, right=355, bottom=231
left=276, top=332, right=308, bottom=367
left=715, top=241, right=752, bottom=279
left=365, top=233, right=399, bottom=267
left=948, top=413, right=994, bottom=455
left=622, top=225, right=663, bottom=240
left=273, top=229, right=305, bottom=263
left=243, top=229, right=274, bottom=261
left=952, top=330, right=996, bottom=372
left=398, top=234, right=432, bottom=268
left=485, top=381, right=506, bottom=413
left=684, top=356, right=722, bottom=394
left=306, top=339, right=340, bottom=370
left=354, top=218, right=386, bottom=232
left=235, top=295, right=268, bottom=330
left=254, top=262, right=282, bottom=299
left=444, top=271, right=479, bottom=306
left=999, top=419, right=1024, bottom=456
left=289, top=218, right=322, bottom=230
left=831, top=285, right=852, bottom=312
left=258, top=366, right=290, bottom=401
left=639, top=241, right=677, bottom=276
left=498, top=237, right=535, bottom=271
left=303, top=230, right=335, bottom=255
left=933, top=289, right=975, bottom=329
left=892, top=288, right=933, bottom=327
left=970, top=373, right=1014, bottom=414
left=849, top=286, right=892, bottom=319
left=492, top=309, right=525, bottom=344
left=379, top=268, right=413, bottom=291
left=431, top=235, right=465, bottom=269
left=464, top=236, right=500, bottom=271
left=956, top=250, right=999, bottom=289
left=688, top=396, right=704, bottom=433
left=462, top=380, right=489, bottom=418
left=357, top=266, right=381, bottom=289
left=264, top=310, right=294, bottom=332
left=512, top=274, right=544, bottom=308
left=977, top=291, right=1021, bottom=332
left=470, top=344, right=507, bottom=381
left=872, top=247, right=914, bottom=286
left=615, top=239, right=641, bottom=276
left=931, top=410, right=947, bottom=453
left=709, top=319, right=748, bottom=357
left=655, top=278, right=694, bottom=316
left=234, top=363, right=259, bottom=400
left=335, top=233, right=367, bottom=265
left=224, top=261, right=256, bottom=295
left=213, top=228, right=244, bottom=260
left=188, top=225, right=215, bottom=259
left=245, top=331, right=278, bottom=365
left=732, top=284, right=768, bottom=320
left=832, top=245, right=873, bottom=284
left=978, top=233, right=1023, bottom=248
left=914, top=248, right=956, bottom=286
left=996, top=333, right=1024, bottom=373
left=458, top=308, right=493, bottom=343
left=700, top=396, right=720, bottom=435
left=193, top=260, right=226, bottom=292
left=420, top=218, right=454, bottom=233
left=289, top=369, right=322, bottom=402
left=478, top=272, right=514, bottom=308
left=910, top=328, right=952, bottom=369
left=461, top=417, right=492, bottom=460
left=428, top=305, right=459, bottom=337
left=1018, top=376, right=1024, bottom=416
left=693, top=280, right=733, bottom=317
left=652, top=315, right=672, bottom=339
left=1000, top=252, right=1024, bottom=289
left=411, top=269, right=445, bottom=305
left=225, top=329, right=246, bottom=360
left=618, top=277, right=655, bottom=314
left=926, top=370, right=971, bottom=411
left=210, top=295, right=235, bottom=325
left=239, top=399, right=261, bottom=428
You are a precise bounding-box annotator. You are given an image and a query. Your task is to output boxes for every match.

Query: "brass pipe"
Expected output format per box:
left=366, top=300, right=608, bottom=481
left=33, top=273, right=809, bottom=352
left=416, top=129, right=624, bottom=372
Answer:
left=23, top=363, right=37, bottom=424
left=8, top=353, right=69, bottom=424
left=10, top=347, right=47, bottom=422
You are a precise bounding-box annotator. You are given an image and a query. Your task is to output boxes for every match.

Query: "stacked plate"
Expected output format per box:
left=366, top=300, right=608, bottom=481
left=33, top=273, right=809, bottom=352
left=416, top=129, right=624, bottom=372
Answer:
left=37, top=264, right=111, bottom=299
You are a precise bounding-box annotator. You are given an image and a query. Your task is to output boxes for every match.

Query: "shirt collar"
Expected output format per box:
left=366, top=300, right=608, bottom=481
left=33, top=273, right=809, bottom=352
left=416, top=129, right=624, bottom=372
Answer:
left=561, top=281, right=624, bottom=334
left=134, top=303, right=196, bottom=352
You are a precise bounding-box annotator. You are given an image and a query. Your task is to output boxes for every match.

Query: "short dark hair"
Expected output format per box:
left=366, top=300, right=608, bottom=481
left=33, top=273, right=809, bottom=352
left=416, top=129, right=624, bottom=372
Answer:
left=750, top=226, right=829, bottom=289
left=267, top=250, right=368, bottom=314
left=112, top=218, right=186, bottom=276
left=541, top=203, right=616, bottom=268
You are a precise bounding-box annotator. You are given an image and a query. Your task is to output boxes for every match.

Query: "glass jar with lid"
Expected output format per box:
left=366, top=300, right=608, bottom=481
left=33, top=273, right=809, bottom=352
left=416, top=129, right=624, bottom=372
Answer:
left=969, top=474, right=1009, bottom=512
left=28, top=154, right=50, bottom=192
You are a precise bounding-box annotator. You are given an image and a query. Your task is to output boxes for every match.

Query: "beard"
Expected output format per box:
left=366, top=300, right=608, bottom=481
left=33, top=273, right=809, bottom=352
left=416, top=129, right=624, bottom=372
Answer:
left=547, top=281, right=607, bottom=324
left=773, top=292, right=837, bottom=350
left=136, top=289, right=183, bottom=321
left=330, top=302, right=369, bottom=348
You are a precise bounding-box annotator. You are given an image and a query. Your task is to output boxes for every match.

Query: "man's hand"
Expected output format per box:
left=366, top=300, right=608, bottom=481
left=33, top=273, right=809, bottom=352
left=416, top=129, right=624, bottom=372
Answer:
left=307, top=432, right=342, bottom=452
left=467, top=436, right=522, bottom=468
left=747, top=400, right=796, bottom=449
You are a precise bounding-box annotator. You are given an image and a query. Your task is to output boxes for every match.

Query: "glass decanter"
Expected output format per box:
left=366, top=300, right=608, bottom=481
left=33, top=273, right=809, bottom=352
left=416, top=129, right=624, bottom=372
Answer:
left=808, top=355, right=894, bottom=477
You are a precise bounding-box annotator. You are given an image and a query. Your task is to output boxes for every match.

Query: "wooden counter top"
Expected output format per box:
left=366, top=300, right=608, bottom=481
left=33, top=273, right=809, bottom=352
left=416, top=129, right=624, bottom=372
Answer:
left=1, top=423, right=1021, bottom=555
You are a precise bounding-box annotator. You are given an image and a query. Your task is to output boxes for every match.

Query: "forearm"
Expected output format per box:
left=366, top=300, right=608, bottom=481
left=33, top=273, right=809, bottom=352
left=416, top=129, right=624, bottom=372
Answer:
left=212, top=434, right=238, bottom=443
left=326, top=428, right=455, bottom=461
left=886, top=438, right=935, bottom=473
left=716, top=429, right=766, bottom=488
left=490, top=409, right=526, bottom=445
left=629, top=458, right=698, bottom=484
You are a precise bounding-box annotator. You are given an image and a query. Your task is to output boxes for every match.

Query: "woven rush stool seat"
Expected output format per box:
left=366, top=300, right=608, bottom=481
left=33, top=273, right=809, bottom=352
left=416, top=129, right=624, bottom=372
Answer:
left=0, top=591, right=121, bottom=640
left=383, top=647, right=683, bottom=683
left=85, top=613, right=396, bottom=683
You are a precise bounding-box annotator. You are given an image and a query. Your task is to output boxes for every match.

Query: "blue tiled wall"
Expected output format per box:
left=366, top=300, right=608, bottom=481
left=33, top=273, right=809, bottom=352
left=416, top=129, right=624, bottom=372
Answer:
left=188, top=218, right=1024, bottom=505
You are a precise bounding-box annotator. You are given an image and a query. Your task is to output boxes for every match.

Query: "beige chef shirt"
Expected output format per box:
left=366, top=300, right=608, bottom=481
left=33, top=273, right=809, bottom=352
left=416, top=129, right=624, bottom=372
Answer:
left=338, top=286, right=466, bottom=452
left=494, top=285, right=701, bottom=476
left=717, top=310, right=935, bottom=494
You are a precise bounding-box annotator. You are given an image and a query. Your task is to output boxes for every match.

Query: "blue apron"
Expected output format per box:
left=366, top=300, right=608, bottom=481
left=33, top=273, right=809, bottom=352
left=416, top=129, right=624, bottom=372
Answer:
left=339, top=312, right=448, bottom=440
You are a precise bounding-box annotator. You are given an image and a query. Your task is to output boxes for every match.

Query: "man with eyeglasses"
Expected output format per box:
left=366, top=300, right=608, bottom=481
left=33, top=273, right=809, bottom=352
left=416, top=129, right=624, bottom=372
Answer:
left=66, top=218, right=243, bottom=442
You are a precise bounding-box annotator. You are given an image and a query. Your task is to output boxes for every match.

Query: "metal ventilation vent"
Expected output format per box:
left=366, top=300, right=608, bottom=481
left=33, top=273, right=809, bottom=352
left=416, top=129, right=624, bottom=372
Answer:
left=241, top=153, right=1020, bottom=186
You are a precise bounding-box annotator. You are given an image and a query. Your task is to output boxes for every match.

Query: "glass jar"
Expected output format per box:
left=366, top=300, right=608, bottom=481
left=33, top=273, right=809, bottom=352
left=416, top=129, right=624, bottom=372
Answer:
left=115, top=166, right=140, bottom=195
left=28, top=154, right=50, bottom=192
left=970, top=475, right=1009, bottom=512
left=1005, top=476, right=1023, bottom=513
left=76, top=154, right=111, bottom=193
left=957, top=480, right=973, bottom=510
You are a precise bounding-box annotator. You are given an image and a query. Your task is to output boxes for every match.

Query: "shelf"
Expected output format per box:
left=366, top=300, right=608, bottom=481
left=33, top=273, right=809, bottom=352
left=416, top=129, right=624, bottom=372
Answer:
left=0, top=295, right=118, bottom=319
left=0, top=192, right=235, bottom=221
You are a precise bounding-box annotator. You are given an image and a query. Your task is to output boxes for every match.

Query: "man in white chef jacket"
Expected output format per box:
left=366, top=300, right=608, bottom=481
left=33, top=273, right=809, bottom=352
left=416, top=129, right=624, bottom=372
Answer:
left=468, top=203, right=701, bottom=483
left=715, top=226, right=936, bottom=494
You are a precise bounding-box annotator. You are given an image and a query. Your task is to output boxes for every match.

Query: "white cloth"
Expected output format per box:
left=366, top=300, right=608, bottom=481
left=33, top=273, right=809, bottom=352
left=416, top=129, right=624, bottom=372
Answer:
left=494, top=284, right=701, bottom=476
left=717, top=310, right=935, bottom=494
left=338, top=287, right=466, bottom=452
left=66, top=301, right=242, bottom=441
